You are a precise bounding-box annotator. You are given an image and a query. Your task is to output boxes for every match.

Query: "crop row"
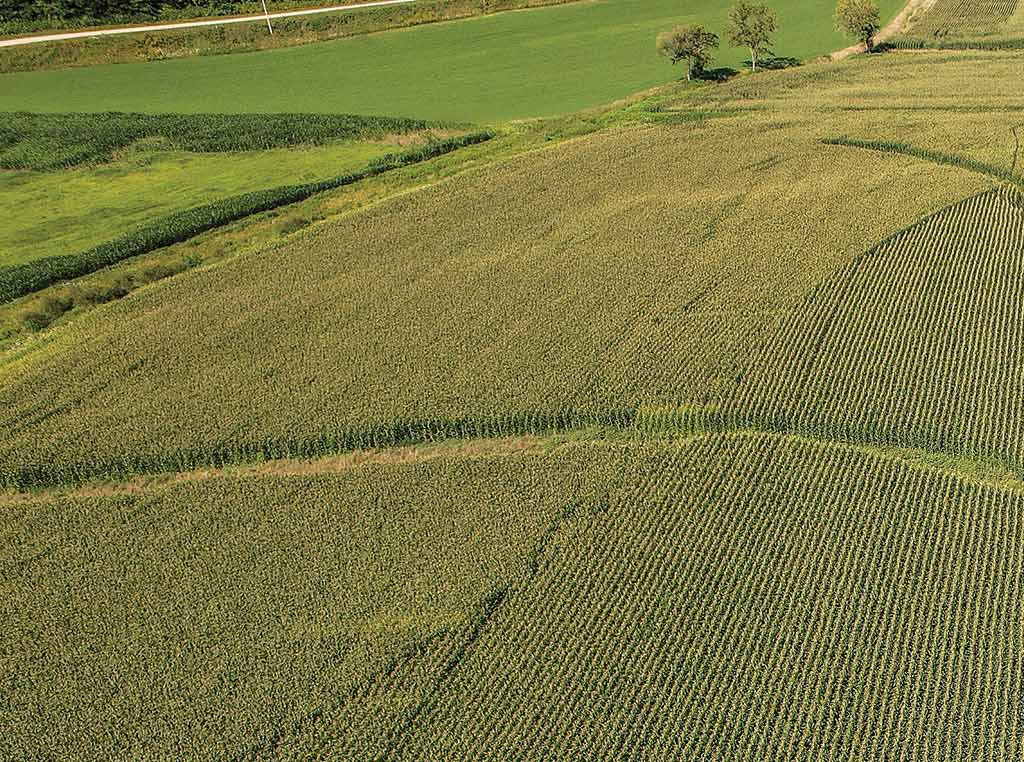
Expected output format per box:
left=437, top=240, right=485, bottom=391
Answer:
left=1, top=444, right=622, bottom=760
left=900, top=0, right=1020, bottom=39
left=0, top=111, right=444, bottom=171
left=724, top=186, right=1024, bottom=467
left=822, top=137, right=1024, bottom=190
left=0, top=131, right=494, bottom=305
left=0, top=406, right=630, bottom=490
left=885, top=36, right=1024, bottom=49
left=0, top=117, right=985, bottom=489
left=336, top=433, right=1024, bottom=759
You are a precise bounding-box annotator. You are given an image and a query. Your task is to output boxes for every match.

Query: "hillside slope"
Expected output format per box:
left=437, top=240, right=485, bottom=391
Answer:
left=6, top=52, right=1016, bottom=489
left=0, top=0, right=905, bottom=120
left=5, top=49, right=1024, bottom=760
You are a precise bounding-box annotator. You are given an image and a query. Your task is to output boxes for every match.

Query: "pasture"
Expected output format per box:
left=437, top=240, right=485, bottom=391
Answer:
left=0, top=0, right=903, bottom=121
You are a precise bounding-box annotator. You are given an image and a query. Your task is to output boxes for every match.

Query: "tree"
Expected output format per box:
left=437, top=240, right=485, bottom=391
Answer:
left=656, top=25, right=720, bottom=81
left=726, top=0, right=777, bottom=72
left=835, top=0, right=881, bottom=50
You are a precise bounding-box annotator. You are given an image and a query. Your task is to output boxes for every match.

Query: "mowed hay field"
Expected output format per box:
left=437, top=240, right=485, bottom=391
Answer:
left=7, top=27, right=1024, bottom=762
left=0, top=0, right=904, bottom=121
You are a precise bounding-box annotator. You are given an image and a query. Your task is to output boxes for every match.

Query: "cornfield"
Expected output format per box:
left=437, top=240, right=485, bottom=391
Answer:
left=6, top=51, right=1024, bottom=761
left=0, top=112, right=443, bottom=171
left=728, top=187, right=1024, bottom=466
left=898, top=0, right=1023, bottom=45
left=0, top=114, right=983, bottom=490
left=0, top=447, right=622, bottom=761
left=371, top=434, right=1024, bottom=760
left=7, top=434, right=1024, bottom=758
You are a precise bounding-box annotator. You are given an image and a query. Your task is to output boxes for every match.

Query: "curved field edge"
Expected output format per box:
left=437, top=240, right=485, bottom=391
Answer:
left=715, top=184, right=1024, bottom=470
left=823, top=136, right=1024, bottom=189
left=0, top=131, right=494, bottom=304
left=8, top=421, right=1024, bottom=505
left=5, top=410, right=1024, bottom=498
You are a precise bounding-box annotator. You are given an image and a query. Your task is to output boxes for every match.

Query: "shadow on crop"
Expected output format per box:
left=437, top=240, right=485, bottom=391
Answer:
left=760, top=56, right=802, bottom=70
left=698, top=66, right=740, bottom=82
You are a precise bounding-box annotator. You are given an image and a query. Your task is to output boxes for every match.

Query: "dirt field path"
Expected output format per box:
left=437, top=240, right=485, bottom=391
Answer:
left=831, top=0, right=937, bottom=59
left=0, top=0, right=414, bottom=48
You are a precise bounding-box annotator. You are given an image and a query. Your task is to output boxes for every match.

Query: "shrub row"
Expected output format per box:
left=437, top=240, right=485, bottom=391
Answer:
left=0, top=130, right=494, bottom=304
left=0, top=111, right=448, bottom=171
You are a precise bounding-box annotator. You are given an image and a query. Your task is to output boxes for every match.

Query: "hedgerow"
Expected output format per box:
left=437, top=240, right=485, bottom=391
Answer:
left=0, top=111, right=445, bottom=171
left=0, top=130, right=494, bottom=304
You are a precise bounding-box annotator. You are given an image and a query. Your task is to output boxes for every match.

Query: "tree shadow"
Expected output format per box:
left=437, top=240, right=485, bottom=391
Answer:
left=760, top=56, right=802, bottom=70
left=698, top=67, right=740, bottom=82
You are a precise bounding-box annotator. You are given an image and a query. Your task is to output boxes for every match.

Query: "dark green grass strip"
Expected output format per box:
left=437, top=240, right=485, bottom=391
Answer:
left=0, top=112, right=445, bottom=171
left=0, top=131, right=493, bottom=304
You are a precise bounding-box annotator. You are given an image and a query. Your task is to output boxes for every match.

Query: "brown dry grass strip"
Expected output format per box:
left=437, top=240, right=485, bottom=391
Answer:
left=0, top=434, right=561, bottom=505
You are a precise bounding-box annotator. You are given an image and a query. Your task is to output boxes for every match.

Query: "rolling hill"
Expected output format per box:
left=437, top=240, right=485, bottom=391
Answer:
left=4, top=0, right=1024, bottom=758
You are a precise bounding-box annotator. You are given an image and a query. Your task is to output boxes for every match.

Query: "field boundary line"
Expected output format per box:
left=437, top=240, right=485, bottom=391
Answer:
left=822, top=136, right=1024, bottom=189
left=7, top=414, right=1024, bottom=501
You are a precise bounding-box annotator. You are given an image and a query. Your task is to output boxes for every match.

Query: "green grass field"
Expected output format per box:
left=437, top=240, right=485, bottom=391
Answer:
left=0, top=140, right=397, bottom=267
left=0, top=0, right=903, bottom=122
